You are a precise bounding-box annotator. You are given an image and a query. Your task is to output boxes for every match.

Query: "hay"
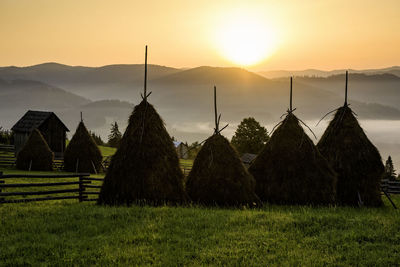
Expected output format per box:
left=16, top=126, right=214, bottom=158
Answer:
left=317, top=105, right=384, bottom=206
left=249, top=113, right=337, bottom=205
left=98, top=100, right=187, bottom=205
left=64, top=121, right=103, bottom=173
left=186, top=134, right=260, bottom=207
left=16, top=129, right=53, bottom=171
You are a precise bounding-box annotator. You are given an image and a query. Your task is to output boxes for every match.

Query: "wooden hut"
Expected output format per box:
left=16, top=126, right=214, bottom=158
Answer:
left=240, top=153, right=257, bottom=168
left=11, top=110, right=69, bottom=158
left=174, top=141, right=189, bottom=159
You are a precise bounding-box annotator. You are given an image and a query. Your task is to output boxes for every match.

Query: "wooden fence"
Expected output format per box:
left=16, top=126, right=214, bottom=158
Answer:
left=0, top=172, right=104, bottom=204
left=381, top=179, right=400, bottom=209
left=0, top=144, right=64, bottom=170
left=0, top=144, right=15, bottom=168
left=1, top=171, right=399, bottom=207
left=180, top=162, right=192, bottom=176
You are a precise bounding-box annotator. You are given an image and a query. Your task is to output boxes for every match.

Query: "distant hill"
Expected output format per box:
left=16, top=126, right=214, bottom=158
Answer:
left=0, top=62, right=180, bottom=84
left=59, top=100, right=133, bottom=134
left=287, top=73, right=400, bottom=109
left=152, top=66, right=268, bottom=86
left=0, top=79, right=90, bottom=109
left=0, top=78, right=91, bottom=133
left=0, top=63, right=181, bottom=101
left=259, top=66, right=400, bottom=79
left=1, top=64, right=399, bottom=124
left=1, top=62, right=400, bottom=143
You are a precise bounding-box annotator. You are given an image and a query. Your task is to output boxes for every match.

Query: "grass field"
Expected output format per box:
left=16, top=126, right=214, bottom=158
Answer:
left=98, top=145, right=117, bottom=158
left=1, top=168, right=399, bottom=265
left=1, top=200, right=400, bottom=265
left=97, top=145, right=194, bottom=167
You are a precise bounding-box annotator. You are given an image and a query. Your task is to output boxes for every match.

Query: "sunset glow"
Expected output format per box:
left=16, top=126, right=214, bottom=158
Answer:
left=0, top=0, right=399, bottom=70
left=215, top=12, right=278, bottom=66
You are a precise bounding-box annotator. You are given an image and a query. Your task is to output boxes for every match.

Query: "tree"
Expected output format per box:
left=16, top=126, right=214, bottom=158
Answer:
left=0, top=126, right=13, bottom=145
left=188, top=141, right=202, bottom=159
left=384, top=156, right=397, bottom=181
left=90, top=131, right=105, bottom=146
left=231, top=117, right=269, bottom=155
left=108, top=122, right=122, bottom=148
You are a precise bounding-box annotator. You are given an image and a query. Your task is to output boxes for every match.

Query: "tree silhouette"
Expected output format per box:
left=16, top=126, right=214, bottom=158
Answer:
left=384, top=156, right=397, bottom=181
left=231, top=117, right=269, bottom=155
left=108, top=122, right=122, bottom=148
left=90, top=131, right=105, bottom=146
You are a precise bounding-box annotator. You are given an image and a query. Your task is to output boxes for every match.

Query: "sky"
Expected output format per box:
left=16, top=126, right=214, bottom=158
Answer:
left=0, top=0, right=399, bottom=70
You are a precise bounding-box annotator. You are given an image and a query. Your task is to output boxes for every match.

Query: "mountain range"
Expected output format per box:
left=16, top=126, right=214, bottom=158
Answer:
left=259, top=66, right=400, bottom=79
left=0, top=63, right=399, bottom=166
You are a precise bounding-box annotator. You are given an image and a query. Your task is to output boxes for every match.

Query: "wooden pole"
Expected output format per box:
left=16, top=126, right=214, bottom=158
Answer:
left=91, top=160, right=97, bottom=175
left=78, top=175, right=83, bottom=202
left=344, top=71, right=348, bottom=106
left=75, top=158, right=79, bottom=173
left=290, top=77, right=293, bottom=112
left=214, top=86, right=218, bottom=133
left=0, top=171, right=3, bottom=202
left=144, top=45, right=148, bottom=101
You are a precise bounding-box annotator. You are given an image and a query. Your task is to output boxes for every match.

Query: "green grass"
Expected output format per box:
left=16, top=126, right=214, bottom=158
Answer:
left=96, top=145, right=194, bottom=168
left=1, top=167, right=400, bottom=265
left=0, top=202, right=399, bottom=265
left=98, top=145, right=117, bottom=158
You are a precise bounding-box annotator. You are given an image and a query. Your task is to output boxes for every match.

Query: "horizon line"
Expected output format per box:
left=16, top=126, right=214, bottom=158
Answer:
left=0, top=61, right=399, bottom=73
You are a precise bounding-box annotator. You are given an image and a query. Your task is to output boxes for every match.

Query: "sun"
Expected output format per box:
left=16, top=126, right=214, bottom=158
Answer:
left=215, top=12, right=277, bottom=66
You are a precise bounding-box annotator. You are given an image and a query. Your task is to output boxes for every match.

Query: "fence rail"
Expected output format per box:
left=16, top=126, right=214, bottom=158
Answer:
left=0, top=171, right=103, bottom=204
left=1, top=171, right=399, bottom=207
left=0, top=144, right=15, bottom=168
left=0, top=144, right=64, bottom=170
left=381, top=179, right=400, bottom=209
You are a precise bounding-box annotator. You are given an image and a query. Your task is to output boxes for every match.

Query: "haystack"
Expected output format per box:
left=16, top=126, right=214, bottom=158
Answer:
left=249, top=78, right=336, bottom=205
left=317, top=105, right=384, bottom=206
left=186, top=134, right=260, bottom=206
left=16, top=129, right=53, bottom=171
left=249, top=113, right=336, bottom=205
left=185, top=86, right=260, bottom=206
left=64, top=121, right=103, bottom=173
left=98, top=100, right=187, bottom=205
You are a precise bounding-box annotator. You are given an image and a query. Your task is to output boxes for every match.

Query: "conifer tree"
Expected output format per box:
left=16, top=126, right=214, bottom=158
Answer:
left=108, top=122, right=122, bottom=148
left=384, top=156, right=396, bottom=181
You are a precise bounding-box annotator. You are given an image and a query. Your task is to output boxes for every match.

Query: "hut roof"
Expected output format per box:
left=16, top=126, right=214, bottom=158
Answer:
left=240, top=153, right=257, bottom=165
left=173, top=141, right=185, bottom=148
left=11, top=110, right=69, bottom=133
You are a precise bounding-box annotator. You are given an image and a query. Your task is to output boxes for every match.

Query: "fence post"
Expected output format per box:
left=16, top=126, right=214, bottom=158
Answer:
left=78, top=175, right=83, bottom=202
left=0, top=171, right=3, bottom=202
